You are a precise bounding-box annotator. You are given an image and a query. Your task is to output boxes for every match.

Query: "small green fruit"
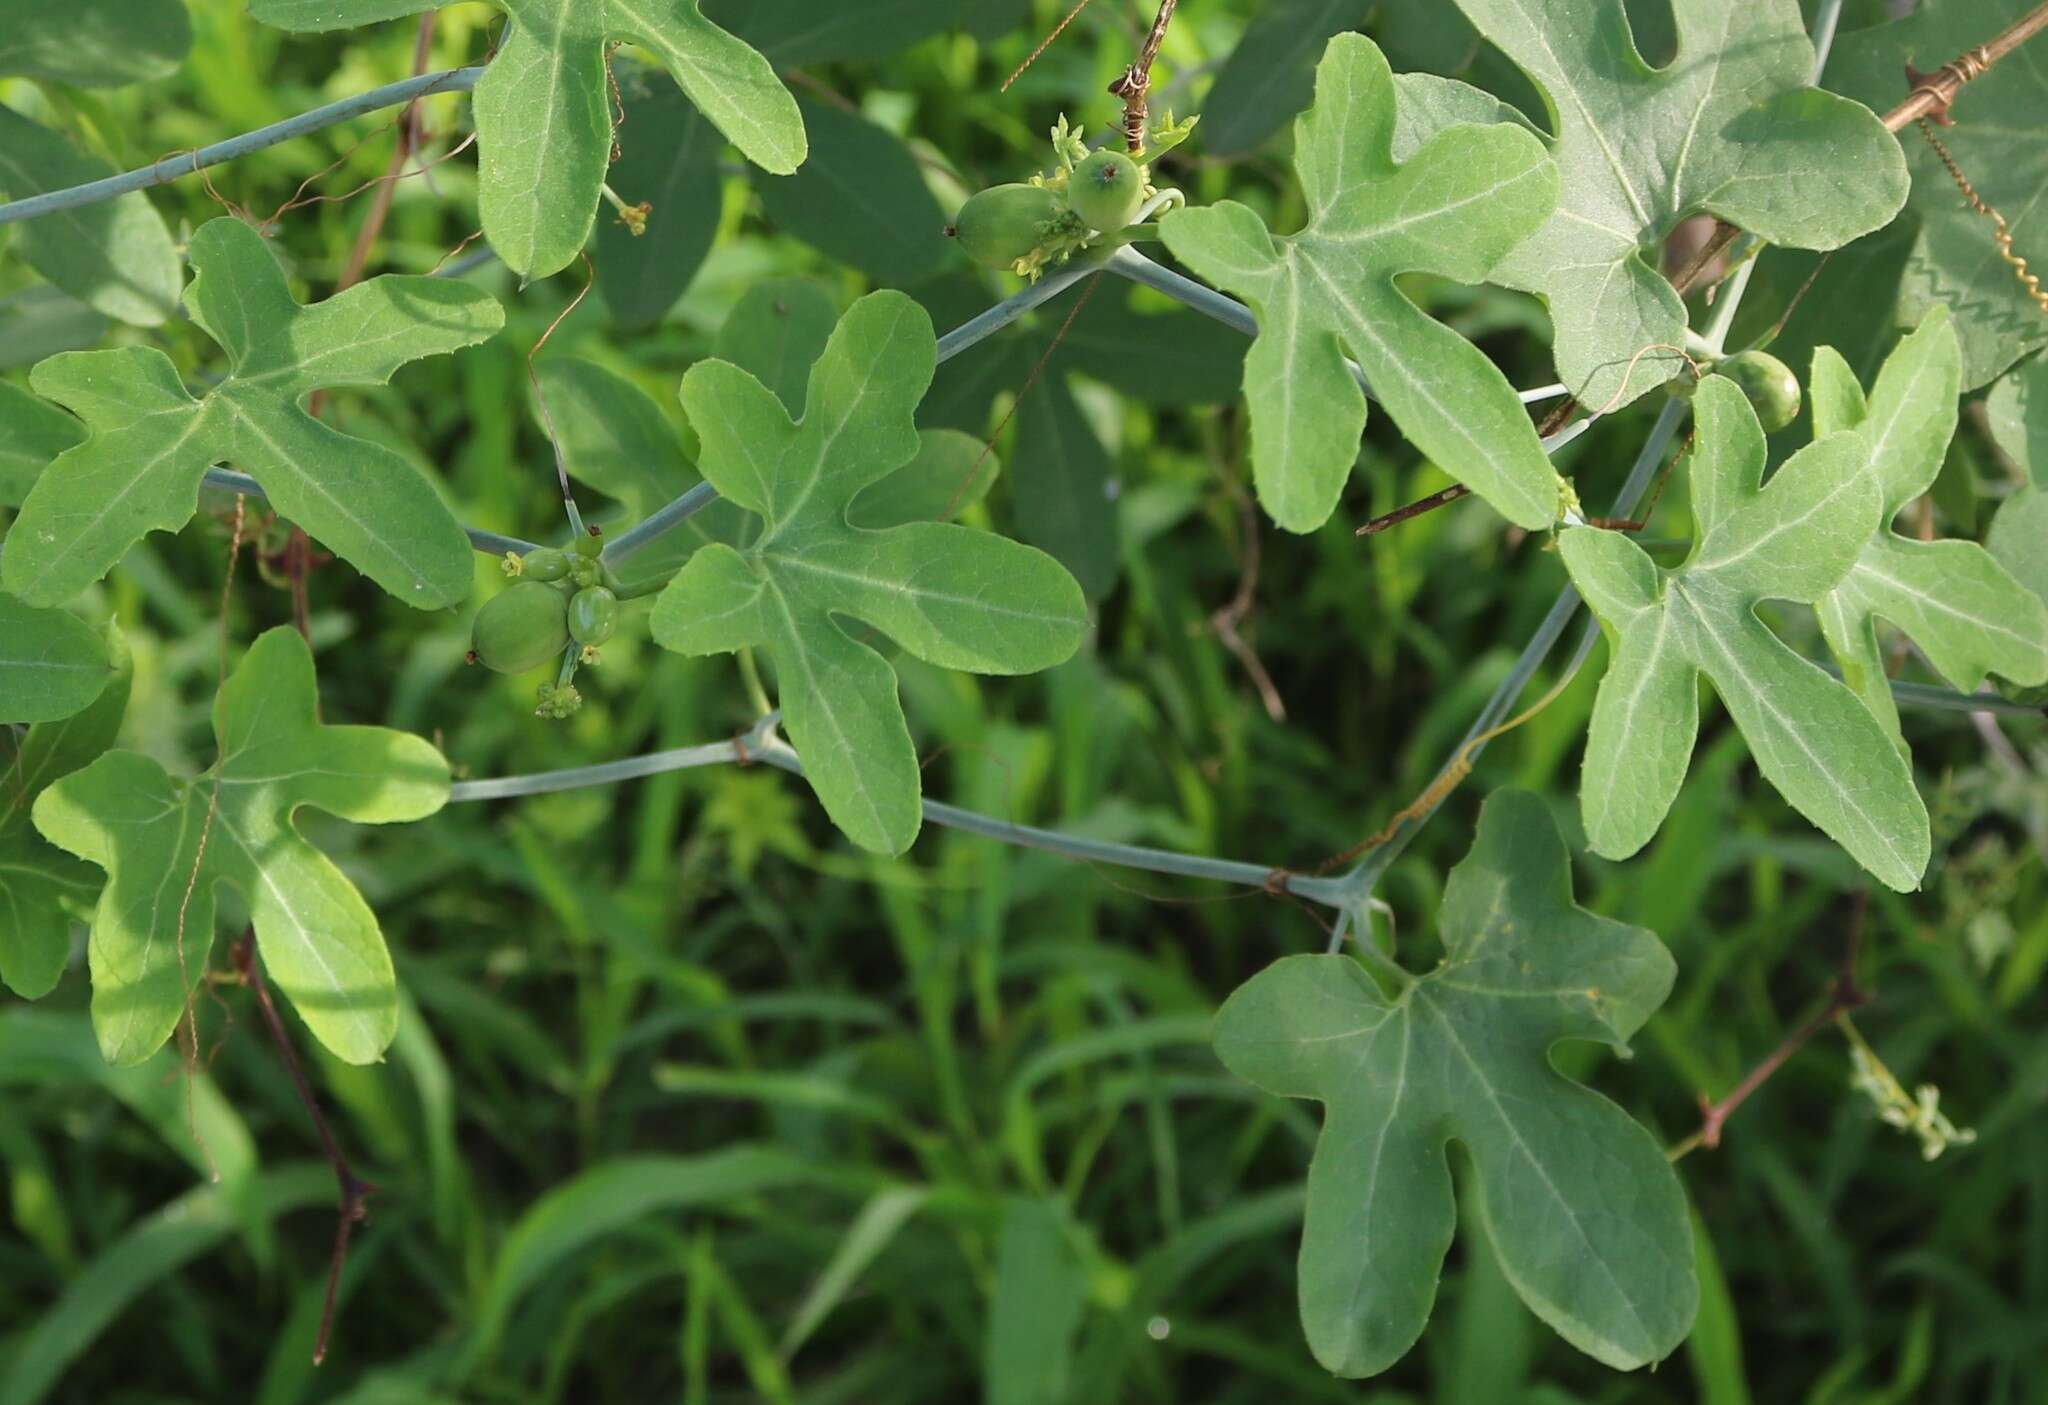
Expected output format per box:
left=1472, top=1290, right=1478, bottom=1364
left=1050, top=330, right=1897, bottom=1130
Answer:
left=1715, top=351, right=1801, bottom=433
left=521, top=547, right=570, bottom=582
left=470, top=579, right=570, bottom=674
left=1069, top=149, right=1144, bottom=232
left=951, top=183, right=1061, bottom=270
left=568, top=585, right=619, bottom=646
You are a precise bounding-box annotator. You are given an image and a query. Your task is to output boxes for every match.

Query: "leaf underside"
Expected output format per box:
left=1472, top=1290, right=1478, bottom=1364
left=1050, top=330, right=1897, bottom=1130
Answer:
left=1162, top=34, right=1562, bottom=536
left=1213, top=789, right=1696, bottom=1377
left=1561, top=377, right=1930, bottom=891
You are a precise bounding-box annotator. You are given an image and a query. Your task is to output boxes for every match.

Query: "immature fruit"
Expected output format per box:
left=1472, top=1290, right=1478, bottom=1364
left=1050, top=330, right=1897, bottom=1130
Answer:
left=471, top=579, right=571, bottom=674
left=1715, top=351, right=1801, bottom=433
left=568, top=585, right=619, bottom=646
left=1069, top=149, right=1144, bottom=232
left=951, top=183, right=1060, bottom=270
left=521, top=547, right=570, bottom=582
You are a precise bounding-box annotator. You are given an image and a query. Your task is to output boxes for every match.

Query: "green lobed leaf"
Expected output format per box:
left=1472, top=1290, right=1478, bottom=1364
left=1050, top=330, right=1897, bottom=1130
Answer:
left=30, top=627, right=451, bottom=1066
left=1212, top=789, right=1695, bottom=1377
left=5, top=217, right=501, bottom=610
left=1809, top=309, right=2048, bottom=739
left=754, top=97, right=948, bottom=287
left=651, top=291, right=1086, bottom=854
left=248, top=0, right=804, bottom=279
left=596, top=68, right=724, bottom=328
left=0, top=106, right=183, bottom=327
left=1161, top=34, right=1562, bottom=535
left=0, top=0, right=192, bottom=86
left=713, top=277, right=840, bottom=416
left=0, top=629, right=127, bottom=999
left=1560, top=377, right=1930, bottom=890
left=1401, top=0, right=1908, bottom=410
left=1832, top=0, right=2048, bottom=389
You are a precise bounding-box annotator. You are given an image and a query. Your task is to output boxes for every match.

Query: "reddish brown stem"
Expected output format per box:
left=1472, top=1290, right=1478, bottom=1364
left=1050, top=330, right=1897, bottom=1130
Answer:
left=1673, top=892, right=1871, bottom=1159
left=1356, top=483, right=1469, bottom=537
left=231, top=933, right=377, bottom=1365
left=1109, top=0, right=1178, bottom=151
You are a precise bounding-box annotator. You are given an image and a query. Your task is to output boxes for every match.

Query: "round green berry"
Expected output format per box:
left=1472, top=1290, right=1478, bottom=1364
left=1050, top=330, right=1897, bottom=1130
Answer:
left=568, top=585, right=619, bottom=647
left=520, top=547, right=571, bottom=582
left=1068, top=149, right=1144, bottom=232
left=951, top=183, right=1061, bottom=270
left=470, top=580, right=571, bottom=675
left=1715, top=351, right=1801, bottom=433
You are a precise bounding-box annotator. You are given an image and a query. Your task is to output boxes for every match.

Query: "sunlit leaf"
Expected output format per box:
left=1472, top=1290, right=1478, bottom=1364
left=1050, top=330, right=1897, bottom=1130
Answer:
left=651, top=291, right=1086, bottom=854
left=1213, top=789, right=1695, bottom=1377
left=1560, top=376, right=1929, bottom=890
left=1810, top=309, right=2048, bottom=738
left=1162, top=34, right=1562, bottom=534
left=1400, top=0, right=1908, bottom=410
left=5, top=217, right=501, bottom=610
left=31, top=627, right=451, bottom=1065
left=248, top=0, right=805, bottom=278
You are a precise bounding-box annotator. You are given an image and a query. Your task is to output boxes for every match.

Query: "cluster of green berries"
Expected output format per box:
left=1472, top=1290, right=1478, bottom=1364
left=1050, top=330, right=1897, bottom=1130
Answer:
left=949, top=113, right=1195, bottom=280
left=470, top=530, right=619, bottom=719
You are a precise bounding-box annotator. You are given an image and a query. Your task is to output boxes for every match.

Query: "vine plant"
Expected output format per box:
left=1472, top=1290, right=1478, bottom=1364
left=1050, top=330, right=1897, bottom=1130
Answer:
left=0, top=0, right=2045, bottom=1385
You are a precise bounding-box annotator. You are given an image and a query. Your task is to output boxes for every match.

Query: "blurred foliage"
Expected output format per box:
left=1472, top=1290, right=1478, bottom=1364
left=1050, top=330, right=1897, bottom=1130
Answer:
left=1, top=1, right=2045, bottom=1402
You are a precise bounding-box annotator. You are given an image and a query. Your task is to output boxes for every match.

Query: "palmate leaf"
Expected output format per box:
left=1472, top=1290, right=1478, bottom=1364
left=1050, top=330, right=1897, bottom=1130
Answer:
left=249, top=0, right=804, bottom=279
left=1810, top=309, right=2048, bottom=738
left=0, top=630, right=127, bottom=999
left=1833, top=0, right=2048, bottom=390
left=650, top=291, right=1087, bottom=856
left=1400, top=0, right=1907, bottom=411
left=1213, top=789, right=1694, bottom=1378
left=31, top=628, right=450, bottom=1066
left=1161, top=34, right=1562, bottom=535
left=1560, top=377, right=1929, bottom=891
left=5, top=217, right=501, bottom=611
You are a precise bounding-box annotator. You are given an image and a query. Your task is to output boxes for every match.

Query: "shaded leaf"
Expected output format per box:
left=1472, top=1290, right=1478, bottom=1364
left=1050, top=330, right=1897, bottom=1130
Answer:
left=651, top=291, right=1086, bottom=854
left=0, top=632, right=126, bottom=998
left=1199, top=0, right=1369, bottom=159
left=986, top=1198, right=1089, bottom=1405
left=706, top=0, right=959, bottom=66
left=0, top=596, right=111, bottom=727
left=1809, top=309, right=2048, bottom=738
left=1212, top=789, right=1695, bottom=1376
left=714, top=277, right=840, bottom=415
left=6, top=218, right=500, bottom=610
left=32, top=628, right=450, bottom=1065
left=0, top=380, right=81, bottom=506
left=0, top=106, right=182, bottom=327
left=1833, top=0, right=2048, bottom=389
left=755, top=97, right=948, bottom=287
left=1404, top=0, right=1908, bottom=409
left=1560, top=377, right=1929, bottom=889
left=1162, top=35, right=1562, bottom=534
left=1985, top=352, right=2047, bottom=488
left=0, top=0, right=191, bottom=86
left=597, top=70, right=723, bottom=328
left=248, top=0, right=804, bottom=278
